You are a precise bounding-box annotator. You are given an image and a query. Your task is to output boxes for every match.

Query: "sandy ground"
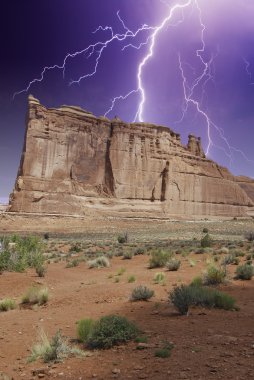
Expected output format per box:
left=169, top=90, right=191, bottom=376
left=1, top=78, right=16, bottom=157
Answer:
left=0, top=215, right=254, bottom=379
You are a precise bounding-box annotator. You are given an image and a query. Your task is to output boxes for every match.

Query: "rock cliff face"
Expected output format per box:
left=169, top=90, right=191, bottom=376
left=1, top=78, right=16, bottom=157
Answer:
left=9, top=96, right=253, bottom=218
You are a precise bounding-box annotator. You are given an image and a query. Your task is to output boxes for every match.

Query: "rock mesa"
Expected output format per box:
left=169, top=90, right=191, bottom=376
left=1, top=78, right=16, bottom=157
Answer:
left=8, top=96, right=254, bottom=218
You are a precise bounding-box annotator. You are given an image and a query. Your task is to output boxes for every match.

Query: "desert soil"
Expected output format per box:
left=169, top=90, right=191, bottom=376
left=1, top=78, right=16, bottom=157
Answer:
left=0, top=215, right=254, bottom=380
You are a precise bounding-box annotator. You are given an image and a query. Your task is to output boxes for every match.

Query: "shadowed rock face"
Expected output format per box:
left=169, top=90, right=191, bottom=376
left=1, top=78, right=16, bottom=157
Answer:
left=8, top=96, right=253, bottom=218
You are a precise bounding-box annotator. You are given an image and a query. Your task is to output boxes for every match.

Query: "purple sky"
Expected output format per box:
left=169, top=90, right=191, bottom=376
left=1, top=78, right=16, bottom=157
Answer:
left=1, top=0, right=254, bottom=202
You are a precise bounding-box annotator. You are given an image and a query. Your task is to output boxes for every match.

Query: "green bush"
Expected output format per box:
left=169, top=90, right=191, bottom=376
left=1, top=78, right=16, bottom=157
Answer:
left=0, top=235, right=44, bottom=273
left=88, top=256, right=110, bottom=268
left=87, top=315, right=139, bottom=349
left=130, top=285, right=154, bottom=301
left=202, top=227, right=209, bottom=234
left=170, top=284, right=236, bottom=315
left=190, top=276, right=203, bottom=287
left=165, top=259, right=181, bottom=271
left=201, top=234, right=212, bottom=248
left=155, top=342, right=174, bottom=358
left=155, top=348, right=171, bottom=358
left=235, top=264, right=253, bottom=280
left=203, top=266, right=226, bottom=285
left=0, top=298, right=17, bottom=312
left=77, top=319, right=94, bottom=343
left=149, top=250, right=172, bottom=269
left=135, top=335, right=148, bottom=343
left=117, top=233, right=128, bottom=244
left=21, top=286, right=48, bottom=306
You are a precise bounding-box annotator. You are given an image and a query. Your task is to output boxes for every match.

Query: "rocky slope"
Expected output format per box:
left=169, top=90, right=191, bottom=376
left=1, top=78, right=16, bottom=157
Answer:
left=8, top=96, right=253, bottom=218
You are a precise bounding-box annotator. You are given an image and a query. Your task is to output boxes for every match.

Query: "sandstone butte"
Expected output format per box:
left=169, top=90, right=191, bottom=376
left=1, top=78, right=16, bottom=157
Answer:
left=7, top=95, right=254, bottom=219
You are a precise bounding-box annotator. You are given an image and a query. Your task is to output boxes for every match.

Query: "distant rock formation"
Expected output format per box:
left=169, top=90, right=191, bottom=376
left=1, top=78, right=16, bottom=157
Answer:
left=8, top=96, right=253, bottom=218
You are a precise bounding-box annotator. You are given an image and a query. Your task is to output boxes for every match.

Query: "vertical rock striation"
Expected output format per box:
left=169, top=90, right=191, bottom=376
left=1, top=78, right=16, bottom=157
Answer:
left=8, top=96, right=253, bottom=218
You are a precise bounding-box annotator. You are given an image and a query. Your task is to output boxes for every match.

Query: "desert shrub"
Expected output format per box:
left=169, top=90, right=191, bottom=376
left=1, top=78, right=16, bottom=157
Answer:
left=245, top=231, right=254, bottom=242
left=195, top=247, right=205, bottom=254
left=134, top=247, right=145, bottom=255
left=35, top=264, right=47, bottom=277
left=66, top=259, right=79, bottom=268
left=128, top=275, right=136, bottom=283
left=235, top=264, right=253, bottom=280
left=106, top=251, right=114, bottom=259
left=170, top=285, right=194, bottom=315
left=170, top=284, right=236, bottom=315
left=201, top=234, right=212, bottom=248
left=87, top=315, right=139, bottom=349
left=153, top=272, right=165, bottom=284
left=203, top=266, right=227, bottom=286
left=165, top=259, right=181, bottom=271
left=246, top=253, right=254, bottom=261
left=21, top=286, right=48, bottom=306
left=202, top=227, right=209, bottom=234
left=130, top=285, right=154, bottom=301
left=43, top=233, right=50, bottom=240
left=0, top=235, right=44, bottom=273
left=217, top=247, right=229, bottom=255
left=0, top=298, right=17, bottom=312
left=189, top=259, right=196, bottom=267
left=123, top=251, right=133, bottom=260
left=231, top=249, right=245, bottom=257
left=0, top=250, right=11, bottom=272
left=155, top=348, right=171, bottom=358
left=77, top=319, right=94, bottom=343
left=29, top=329, right=83, bottom=363
left=135, top=335, right=148, bottom=343
left=190, top=276, right=203, bottom=287
left=88, top=256, right=110, bottom=268
left=149, top=250, right=172, bottom=269
left=69, top=243, right=82, bottom=253
left=155, top=342, right=174, bottom=358
left=117, top=233, right=128, bottom=244
left=116, top=267, right=126, bottom=276
left=195, top=247, right=212, bottom=254
left=222, top=254, right=238, bottom=265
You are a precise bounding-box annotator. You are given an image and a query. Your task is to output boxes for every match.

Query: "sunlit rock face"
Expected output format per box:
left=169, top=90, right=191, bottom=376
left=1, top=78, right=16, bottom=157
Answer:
left=8, top=96, right=253, bottom=218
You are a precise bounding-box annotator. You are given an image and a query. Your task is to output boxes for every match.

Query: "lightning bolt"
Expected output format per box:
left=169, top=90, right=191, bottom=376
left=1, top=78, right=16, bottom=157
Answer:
left=243, top=57, right=254, bottom=85
left=13, top=0, right=254, bottom=167
left=13, top=11, right=154, bottom=98
left=135, top=0, right=193, bottom=122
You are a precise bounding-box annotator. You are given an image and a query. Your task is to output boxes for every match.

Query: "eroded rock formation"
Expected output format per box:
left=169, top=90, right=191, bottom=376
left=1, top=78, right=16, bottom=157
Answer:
left=8, top=96, right=253, bottom=218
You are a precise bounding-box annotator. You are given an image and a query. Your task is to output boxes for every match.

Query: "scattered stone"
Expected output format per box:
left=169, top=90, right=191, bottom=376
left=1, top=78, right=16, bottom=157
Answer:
left=32, top=368, right=48, bottom=377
